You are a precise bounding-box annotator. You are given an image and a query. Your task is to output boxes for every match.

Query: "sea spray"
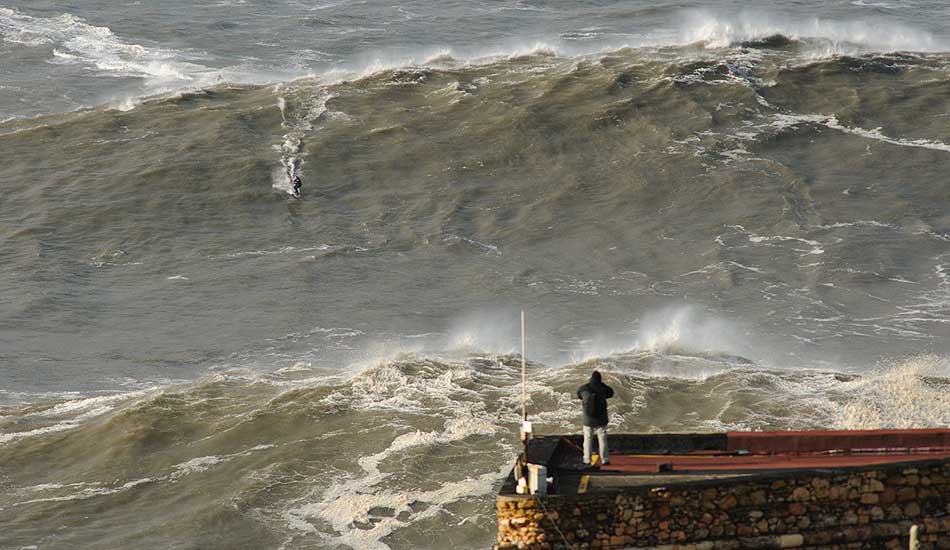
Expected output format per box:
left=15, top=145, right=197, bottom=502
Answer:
left=4, top=350, right=948, bottom=548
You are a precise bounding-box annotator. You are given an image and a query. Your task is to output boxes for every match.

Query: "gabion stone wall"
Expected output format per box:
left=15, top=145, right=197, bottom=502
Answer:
left=496, top=460, right=950, bottom=550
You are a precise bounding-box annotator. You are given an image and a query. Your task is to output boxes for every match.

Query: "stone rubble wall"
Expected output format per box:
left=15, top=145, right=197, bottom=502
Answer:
left=496, top=460, right=950, bottom=550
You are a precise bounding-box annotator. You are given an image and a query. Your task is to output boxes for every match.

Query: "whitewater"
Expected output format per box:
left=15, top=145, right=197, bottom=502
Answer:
left=2, top=1, right=950, bottom=549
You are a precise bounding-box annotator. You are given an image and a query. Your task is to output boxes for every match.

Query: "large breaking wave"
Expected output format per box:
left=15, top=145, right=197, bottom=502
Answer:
left=2, top=5, right=950, bottom=120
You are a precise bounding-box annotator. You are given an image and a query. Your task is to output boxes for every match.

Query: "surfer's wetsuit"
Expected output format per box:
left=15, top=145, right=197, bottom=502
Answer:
left=291, top=176, right=302, bottom=197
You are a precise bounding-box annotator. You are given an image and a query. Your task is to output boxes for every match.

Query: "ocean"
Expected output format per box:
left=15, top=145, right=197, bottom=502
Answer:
left=1, top=1, right=950, bottom=548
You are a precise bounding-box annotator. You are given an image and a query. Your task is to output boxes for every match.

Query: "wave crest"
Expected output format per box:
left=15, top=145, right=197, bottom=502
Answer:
left=678, top=10, right=947, bottom=53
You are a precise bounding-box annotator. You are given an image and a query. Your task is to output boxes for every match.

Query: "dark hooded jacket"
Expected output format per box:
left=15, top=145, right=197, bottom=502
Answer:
left=576, top=371, right=614, bottom=427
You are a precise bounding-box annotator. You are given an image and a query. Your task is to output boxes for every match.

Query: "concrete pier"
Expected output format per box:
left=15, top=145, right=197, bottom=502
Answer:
left=495, top=429, right=950, bottom=550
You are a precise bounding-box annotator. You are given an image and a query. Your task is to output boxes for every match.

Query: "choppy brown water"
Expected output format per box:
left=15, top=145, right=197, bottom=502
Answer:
left=3, top=27, right=950, bottom=550
left=2, top=353, right=948, bottom=549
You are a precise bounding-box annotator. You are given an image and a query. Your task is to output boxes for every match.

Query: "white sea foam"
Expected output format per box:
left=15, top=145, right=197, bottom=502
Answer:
left=423, top=49, right=457, bottom=65
left=13, top=477, right=156, bottom=505
left=285, top=416, right=503, bottom=550
left=274, top=362, right=313, bottom=374
left=19, top=483, right=65, bottom=493
left=212, top=244, right=332, bottom=260
left=836, top=355, right=950, bottom=429
left=634, top=306, right=747, bottom=356
left=4, top=5, right=945, bottom=124
left=816, top=220, right=898, bottom=230
left=30, top=391, right=145, bottom=419
left=171, top=455, right=226, bottom=477
left=271, top=88, right=333, bottom=194
left=11, top=443, right=275, bottom=507
left=0, top=422, right=82, bottom=445
left=566, top=305, right=753, bottom=369
left=445, top=309, right=522, bottom=354
left=772, top=113, right=950, bottom=152
left=346, top=360, right=470, bottom=413
left=723, top=224, right=825, bottom=256
left=936, top=262, right=950, bottom=287
left=851, top=0, right=898, bottom=9
left=0, top=8, right=209, bottom=81
left=748, top=234, right=821, bottom=247
left=677, top=10, right=947, bottom=53
left=727, top=260, right=767, bottom=273
left=0, top=7, right=313, bottom=120
left=456, top=236, right=501, bottom=254
left=506, top=42, right=559, bottom=59
left=359, top=418, right=498, bottom=477
left=0, top=390, right=153, bottom=445
left=679, top=261, right=766, bottom=279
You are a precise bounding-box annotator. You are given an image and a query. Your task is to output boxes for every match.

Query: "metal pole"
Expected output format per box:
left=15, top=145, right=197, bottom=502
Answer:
left=521, top=309, right=526, bottom=421
left=521, top=310, right=529, bottom=476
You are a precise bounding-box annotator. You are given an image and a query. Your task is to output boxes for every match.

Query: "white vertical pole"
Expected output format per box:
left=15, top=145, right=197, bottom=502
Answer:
left=521, top=309, right=526, bottom=421
left=909, top=525, right=919, bottom=550
left=518, top=310, right=529, bottom=478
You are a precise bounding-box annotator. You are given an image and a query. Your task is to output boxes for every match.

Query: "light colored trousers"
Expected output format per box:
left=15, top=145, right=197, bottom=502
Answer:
left=583, top=425, right=608, bottom=464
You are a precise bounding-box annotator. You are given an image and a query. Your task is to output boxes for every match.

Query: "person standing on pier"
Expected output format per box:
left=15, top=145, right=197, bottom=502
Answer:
left=576, top=370, right=614, bottom=466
